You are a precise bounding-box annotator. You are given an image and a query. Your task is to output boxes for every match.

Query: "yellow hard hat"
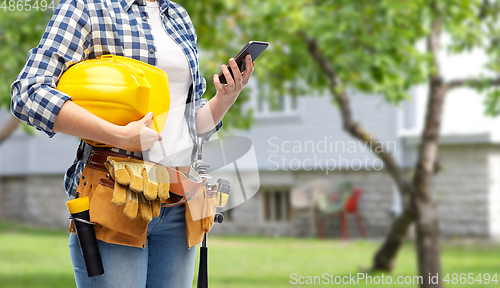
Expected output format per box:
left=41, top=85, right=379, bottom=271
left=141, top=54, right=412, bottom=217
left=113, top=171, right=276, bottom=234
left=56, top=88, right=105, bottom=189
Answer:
left=57, top=55, right=170, bottom=147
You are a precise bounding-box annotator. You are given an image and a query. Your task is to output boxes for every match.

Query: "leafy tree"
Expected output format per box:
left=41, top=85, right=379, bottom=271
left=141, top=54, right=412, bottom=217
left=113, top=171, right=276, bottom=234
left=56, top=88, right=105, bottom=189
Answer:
left=182, top=0, right=500, bottom=287
left=0, top=10, right=52, bottom=143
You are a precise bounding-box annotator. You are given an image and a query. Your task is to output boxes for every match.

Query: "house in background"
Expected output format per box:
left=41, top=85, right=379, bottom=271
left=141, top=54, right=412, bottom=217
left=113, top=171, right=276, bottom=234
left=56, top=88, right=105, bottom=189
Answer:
left=1, top=48, right=500, bottom=239
left=0, top=110, right=79, bottom=228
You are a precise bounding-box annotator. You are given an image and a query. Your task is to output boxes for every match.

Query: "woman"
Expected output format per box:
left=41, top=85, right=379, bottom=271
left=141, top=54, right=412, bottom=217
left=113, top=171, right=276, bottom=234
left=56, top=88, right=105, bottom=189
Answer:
left=10, top=0, right=254, bottom=286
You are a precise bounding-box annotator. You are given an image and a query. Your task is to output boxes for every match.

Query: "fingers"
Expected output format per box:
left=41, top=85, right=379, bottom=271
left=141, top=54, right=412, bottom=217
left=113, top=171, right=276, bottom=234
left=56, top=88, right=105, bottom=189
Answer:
left=213, top=55, right=255, bottom=103
left=127, top=112, right=162, bottom=151
left=151, top=199, right=161, bottom=218
left=123, top=187, right=139, bottom=219
left=216, top=55, right=254, bottom=90
left=138, top=193, right=153, bottom=222
left=139, top=126, right=162, bottom=150
left=142, top=167, right=158, bottom=200
left=213, top=73, right=224, bottom=91
left=141, top=112, right=162, bottom=140
left=111, top=183, right=127, bottom=206
left=114, top=164, right=131, bottom=186
left=156, top=165, right=170, bottom=200
left=220, top=63, right=235, bottom=88
left=228, top=58, right=243, bottom=87
left=128, top=165, right=144, bottom=193
left=140, top=112, right=154, bottom=125
left=141, top=112, right=162, bottom=141
left=242, top=55, right=254, bottom=84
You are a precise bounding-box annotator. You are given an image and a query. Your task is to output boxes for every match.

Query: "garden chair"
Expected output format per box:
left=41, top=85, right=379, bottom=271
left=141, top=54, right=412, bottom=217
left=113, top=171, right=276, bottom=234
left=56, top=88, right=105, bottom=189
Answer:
left=317, top=182, right=366, bottom=240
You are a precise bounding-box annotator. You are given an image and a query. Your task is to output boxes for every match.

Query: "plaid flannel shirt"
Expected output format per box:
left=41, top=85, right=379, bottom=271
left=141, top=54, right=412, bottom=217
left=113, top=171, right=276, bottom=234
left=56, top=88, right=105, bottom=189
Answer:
left=10, top=0, right=222, bottom=197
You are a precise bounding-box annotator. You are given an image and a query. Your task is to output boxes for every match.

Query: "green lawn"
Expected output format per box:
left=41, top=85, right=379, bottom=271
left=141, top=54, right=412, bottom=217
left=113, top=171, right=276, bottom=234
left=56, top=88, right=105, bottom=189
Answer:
left=0, top=222, right=499, bottom=287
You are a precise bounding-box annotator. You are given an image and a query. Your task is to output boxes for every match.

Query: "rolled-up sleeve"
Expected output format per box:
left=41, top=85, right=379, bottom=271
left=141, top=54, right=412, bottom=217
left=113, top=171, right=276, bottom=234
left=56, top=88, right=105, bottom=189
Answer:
left=10, top=0, right=91, bottom=137
left=195, top=76, right=223, bottom=143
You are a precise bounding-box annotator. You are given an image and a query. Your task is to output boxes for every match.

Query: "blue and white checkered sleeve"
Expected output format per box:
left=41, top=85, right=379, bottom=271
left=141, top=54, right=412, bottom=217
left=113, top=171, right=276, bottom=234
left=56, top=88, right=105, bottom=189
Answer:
left=196, top=76, right=223, bottom=143
left=10, top=0, right=91, bottom=137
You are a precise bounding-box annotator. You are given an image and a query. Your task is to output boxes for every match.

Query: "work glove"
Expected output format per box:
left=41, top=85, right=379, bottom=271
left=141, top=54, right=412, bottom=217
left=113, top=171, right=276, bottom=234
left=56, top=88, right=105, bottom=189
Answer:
left=123, top=186, right=139, bottom=219
left=105, top=157, right=169, bottom=221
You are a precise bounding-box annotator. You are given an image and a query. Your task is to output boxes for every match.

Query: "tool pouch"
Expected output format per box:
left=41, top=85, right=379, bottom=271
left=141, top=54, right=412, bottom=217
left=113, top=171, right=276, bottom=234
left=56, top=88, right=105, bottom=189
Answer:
left=202, top=191, right=217, bottom=233
left=69, top=146, right=206, bottom=248
left=185, top=186, right=218, bottom=235
left=69, top=158, right=149, bottom=248
left=90, top=177, right=148, bottom=238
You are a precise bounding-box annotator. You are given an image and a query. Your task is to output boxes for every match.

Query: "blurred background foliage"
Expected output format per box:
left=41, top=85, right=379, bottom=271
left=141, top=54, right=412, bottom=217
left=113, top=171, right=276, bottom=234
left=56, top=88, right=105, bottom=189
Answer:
left=182, top=0, right=500, bottom=114
left=0, top=10, right=52, bottom=109
left=2, top=1, right=500, bottom=120
left=0, top=10, right=52, bottom=137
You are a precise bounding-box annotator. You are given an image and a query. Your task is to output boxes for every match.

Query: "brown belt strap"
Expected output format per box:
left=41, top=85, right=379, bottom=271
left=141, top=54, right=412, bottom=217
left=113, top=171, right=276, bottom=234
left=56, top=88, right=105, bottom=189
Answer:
left=84, top=148, right=203, bottom=204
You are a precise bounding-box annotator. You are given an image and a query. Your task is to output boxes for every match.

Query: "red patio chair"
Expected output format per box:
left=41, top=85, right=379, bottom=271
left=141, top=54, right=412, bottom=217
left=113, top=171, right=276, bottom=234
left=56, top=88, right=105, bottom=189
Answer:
left=318, top=187, right=366, bottom=240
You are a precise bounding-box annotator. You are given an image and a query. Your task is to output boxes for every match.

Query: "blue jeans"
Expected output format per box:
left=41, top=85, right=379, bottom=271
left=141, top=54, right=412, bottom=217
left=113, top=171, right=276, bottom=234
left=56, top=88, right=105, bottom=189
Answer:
left=69, top=204, right=196, bottom=288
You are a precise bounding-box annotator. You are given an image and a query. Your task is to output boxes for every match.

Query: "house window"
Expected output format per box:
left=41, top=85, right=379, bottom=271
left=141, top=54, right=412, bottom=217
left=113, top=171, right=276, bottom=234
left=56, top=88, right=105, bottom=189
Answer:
left=263, top=188, right=291, bottom=222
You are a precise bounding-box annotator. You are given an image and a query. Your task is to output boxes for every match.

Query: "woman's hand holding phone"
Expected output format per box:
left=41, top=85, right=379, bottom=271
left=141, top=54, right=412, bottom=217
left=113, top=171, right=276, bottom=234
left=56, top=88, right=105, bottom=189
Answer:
left=197, top=54, right=255, bottom=135
left=198, top=41, right=265, bottom=134
left=212, top=54, right=255, bottom=106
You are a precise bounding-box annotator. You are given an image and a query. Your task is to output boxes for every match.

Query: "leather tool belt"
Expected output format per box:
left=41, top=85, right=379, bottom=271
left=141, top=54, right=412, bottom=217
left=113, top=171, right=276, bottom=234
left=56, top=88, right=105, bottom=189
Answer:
left=69, top=144, right=204, bottom=248
left=83, top=148, right=203, bottom=206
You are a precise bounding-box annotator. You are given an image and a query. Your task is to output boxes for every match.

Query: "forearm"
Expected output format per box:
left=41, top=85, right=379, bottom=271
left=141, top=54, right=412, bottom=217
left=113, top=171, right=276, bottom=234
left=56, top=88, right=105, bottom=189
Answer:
left=53, top=100, right=122, bottom=146
left=196, top=96, right=232, bottom=134
left=53, top=101, right=161, bottom=151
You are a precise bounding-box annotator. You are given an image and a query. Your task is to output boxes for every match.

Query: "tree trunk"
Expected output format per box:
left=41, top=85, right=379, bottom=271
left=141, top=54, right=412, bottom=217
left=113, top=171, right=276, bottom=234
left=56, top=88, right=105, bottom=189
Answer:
left=299, top=30, right=417, bottom=274
left=409, top=4, right=445, bottom=286
left=414, top=197, right=442, bottom=287
left=0, top=115, right=19, bottom=145
left=372, top=206, right=414, bottom=271
left=376, top=4, right=445, bottom=285
left=411, top=78, right=447, bottom=287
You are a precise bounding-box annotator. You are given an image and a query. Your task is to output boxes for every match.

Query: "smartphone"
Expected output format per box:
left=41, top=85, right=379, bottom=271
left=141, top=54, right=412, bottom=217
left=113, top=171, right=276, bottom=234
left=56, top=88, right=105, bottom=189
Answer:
left=216, top=41, right=269, bottom=85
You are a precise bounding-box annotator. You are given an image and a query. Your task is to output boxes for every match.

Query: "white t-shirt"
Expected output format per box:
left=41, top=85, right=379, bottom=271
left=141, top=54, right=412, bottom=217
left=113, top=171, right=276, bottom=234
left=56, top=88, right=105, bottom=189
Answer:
left=146, top=0, right=193, bottom=166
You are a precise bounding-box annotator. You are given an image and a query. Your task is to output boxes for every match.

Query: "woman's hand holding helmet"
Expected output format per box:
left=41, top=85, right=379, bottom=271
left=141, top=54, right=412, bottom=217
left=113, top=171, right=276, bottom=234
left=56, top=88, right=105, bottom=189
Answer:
left=114, top=112, right=163, bottom=152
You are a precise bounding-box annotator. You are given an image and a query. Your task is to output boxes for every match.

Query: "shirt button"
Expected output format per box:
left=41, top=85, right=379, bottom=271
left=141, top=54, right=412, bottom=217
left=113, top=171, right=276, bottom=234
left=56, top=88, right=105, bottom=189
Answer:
left=149, top=48, right=155, bottom=54
left=142, top=16, right=147, bottom=21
